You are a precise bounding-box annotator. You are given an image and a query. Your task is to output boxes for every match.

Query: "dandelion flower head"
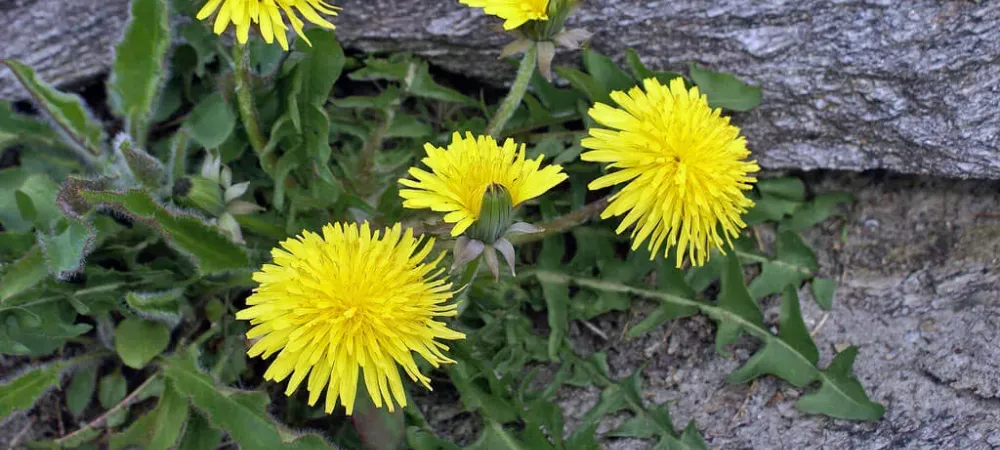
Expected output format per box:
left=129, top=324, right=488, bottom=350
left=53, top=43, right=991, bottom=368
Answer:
left=197, top=0, right=339, bottom=50
left=237, top=222, right=463, bottom=414
left=399, top=132, right=568, bottom=237
left=459, top=0, right=550, bottom=30
left=581, top=77, right=760, bottom=267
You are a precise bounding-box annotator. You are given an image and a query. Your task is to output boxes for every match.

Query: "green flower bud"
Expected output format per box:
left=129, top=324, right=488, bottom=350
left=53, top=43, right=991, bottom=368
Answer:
left=466, top=183, right=513, bottom=244
left=176, top=176, right=226, bottom=215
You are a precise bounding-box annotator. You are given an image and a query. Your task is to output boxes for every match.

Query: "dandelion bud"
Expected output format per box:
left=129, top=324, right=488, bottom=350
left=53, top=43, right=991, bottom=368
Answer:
left=176, top=176, right=226, bottom=215
left=467, top=183, right=513, bottom=244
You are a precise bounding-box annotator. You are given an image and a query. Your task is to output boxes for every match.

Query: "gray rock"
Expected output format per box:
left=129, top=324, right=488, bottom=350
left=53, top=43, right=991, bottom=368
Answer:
left=1, top=0, right=998, bottom=179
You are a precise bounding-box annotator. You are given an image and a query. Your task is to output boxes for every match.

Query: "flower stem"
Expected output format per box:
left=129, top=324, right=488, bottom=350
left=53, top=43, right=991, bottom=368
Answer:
left=232, top=43, right=271, bottom=172
left=508, top=196, right=610, bottom=245
left=486, top=42, right=538, bottom=139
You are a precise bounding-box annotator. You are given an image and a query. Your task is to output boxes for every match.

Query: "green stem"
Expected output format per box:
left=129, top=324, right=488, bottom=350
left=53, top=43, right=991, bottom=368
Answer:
left=358, top=62, right=417, bottom=197
left=486, top=43, right=538, bottom=139
left=508, top=196, right=609, bottom=245
left=233, top=43, right=270, bottom=172
left=56, top=373, right=161, bottom=445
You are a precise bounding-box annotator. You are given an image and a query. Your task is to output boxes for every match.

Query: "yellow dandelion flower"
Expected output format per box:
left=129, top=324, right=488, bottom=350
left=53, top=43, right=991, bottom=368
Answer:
left=196, top=0, right=339, bottom=51
left=236, top=222, right=463, bottom=415
left=398, top=132, right=568, bottom=237
left=459, top=0, right=550, bottom=30
left=581, top=77, right=760, bottom=267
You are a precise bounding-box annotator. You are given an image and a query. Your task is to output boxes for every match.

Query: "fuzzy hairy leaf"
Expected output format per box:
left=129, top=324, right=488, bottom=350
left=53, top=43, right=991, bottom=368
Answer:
left=0, top=60, right=105, bottom=156
left=109, top=0, right=171, bottom=141
left=797, top=346, right=886, bottom=420
left=163, top=353, right=336, bottom=450
left=0, top=245, right=47, bottom=301
left=0, top=101, right=63, bottom=150
left=78, top=189, right=248, bottom=274
left=39, top=219, right=96, bottom=280
left=0, top=169, right=63, bottom=233
left=0, top=362, right=64, bottom=420
left=179, top=411, right=224, bottom=450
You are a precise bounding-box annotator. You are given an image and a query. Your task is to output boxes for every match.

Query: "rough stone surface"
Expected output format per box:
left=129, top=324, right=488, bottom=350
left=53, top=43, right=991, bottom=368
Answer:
left=1, top=0, right=999, bottom=179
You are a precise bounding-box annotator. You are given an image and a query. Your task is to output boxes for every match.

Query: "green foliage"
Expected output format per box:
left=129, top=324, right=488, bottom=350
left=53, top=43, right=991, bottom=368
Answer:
left=77, top=189, right=249, bottom=274
left=0, top=362, right=64, bottom=419
left=0, top=60, right=105, bottom=158
left=109, top=0, right=171, bottom=142
left=183, top=92, right=236, bottom=149
left=163, top=352, right=336, bottom=450
left=688, top=63, right=763, bottom=111
left=115, top=318, right=170, bottom=369
left=0, top=8, right=879, bottom=449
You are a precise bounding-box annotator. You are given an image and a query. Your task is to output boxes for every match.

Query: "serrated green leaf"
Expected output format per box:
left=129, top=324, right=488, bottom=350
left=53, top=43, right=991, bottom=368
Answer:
left=296, top=29, right=345, bottom=106
left=39, top=219, right=95, bottom=280
left=656, top=421, right=709, bottom=450
left=109, top=0, right=170, bottom=141
left=796, top=346, right=885, bottom=420
left=583, top=50, right=635, bottom=97
left=116, top=136, right=166, bottom=189
left=163, top=353, right=336, bottom=450
left=757, top=177, right=806, bottom=201
left=564, top=423, right=599, bottom=450
left=688, top=63, right=762, bottom=112
left=126, top=289, right=184, bottom=326
left=149, top=380, right=190, bottom=450
left=183, top=92, right=235, bottom=149
left=743, top=193, right=802, bottom=225
left=386, top=113, right=433, bottom=138
left=353, top=387, right=405, bottom=450
left=78, top=189, right=248, bottom=274
left=811, top=277, right=836, bottom=310
left=554, top=66, right=607, bottom=103
left=607, top=406, right=675, bottom=439
left=537, top=272, right=569, bottom=362
left=624, top=49, right=685, bottom=86
left=115, top=318, right=170, bottom=369
left=684, top=251, right=726, bottom=293
left=466, top=421, right=530, bottom=450
left=714, top=253, right=765, bottom=354
left=410, top=62, right=474, bottom=104
left=0, top=59, right=105, bottom=156
left=0, top=246, right=48, bottom=302
left=781, top=192, right=853, bottom=231
left=66, top=364, right=97, bottom=417
left=727, top=286, right=820, bottom=387
left=627, top=259, right=699, bottom=338
left=98, top=370, right=127, bottom=410
left=0, top=101, right=63, bottom=150
left=0, top=170, right=62, bottom=232
left=747, top=230, right=818, bottom=299
left=110, top=408, right=157, bottom=450
left=179, top=411, right=223, bottom=450
left=0, top=362, right=64, bottom=420
left=14, top=190, right=36, bottom=223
